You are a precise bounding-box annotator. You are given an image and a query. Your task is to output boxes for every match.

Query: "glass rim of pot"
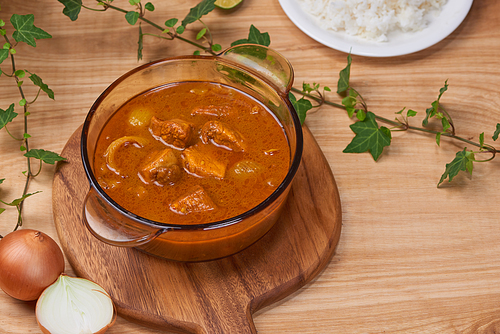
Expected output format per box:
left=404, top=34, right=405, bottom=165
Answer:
left=81, top=53, right=303, bottom=231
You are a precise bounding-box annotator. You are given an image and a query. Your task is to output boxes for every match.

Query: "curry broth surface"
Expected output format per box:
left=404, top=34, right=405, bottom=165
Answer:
left=94, top=82, right=290, bottom=224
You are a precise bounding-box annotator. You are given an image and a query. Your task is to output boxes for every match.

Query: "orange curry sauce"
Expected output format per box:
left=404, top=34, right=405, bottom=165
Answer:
left=94, top=82, right=290, bottom=224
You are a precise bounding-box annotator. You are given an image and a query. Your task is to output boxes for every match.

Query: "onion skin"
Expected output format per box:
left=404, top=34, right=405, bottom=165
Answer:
left=0, top=229, right=65, bottom=301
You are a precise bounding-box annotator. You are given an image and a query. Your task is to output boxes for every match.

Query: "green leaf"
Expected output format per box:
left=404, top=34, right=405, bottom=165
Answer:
left=324, top=86, right=331, bottom=92
left=165, top=18, right=178, bottom=27
left=15, top=69, right=25, bottom=78
left=145, top=2, right=155, bottom=11
left=176, top=25, right=185, bottom=34
left=0, top=178, right=4, bottom=185
left=125, top=11, right=140, bottom=25
left=24, top=149, right=66, bottom=165
left=0, top=48, right=7, bottom=64
left=422, top=102, right=437, bottom=126
left=19, top=99, right=26, bottom=106
left=493, top=123, right=500, bottom=141
left=196, top=28, right=207, bottom=40
left=0, top=19, right=4, bottom=27
left=29, top=73, right=54, bottom=99
left=289, top=92, right=312, bottom=125
left=211, top=43, right=221, bottom=52
left=422, top=81, right=448, bottom=127
left=441, top=117, right=450, bottom=132
left=436, top=132, right=441, bottom=146
left=11, top=14, right=52, bottom=47
left=356, top=109, right=366, bottom=121
left=58, top=0, right=82, bottom=21
left=343, top=111, right=392, bottom=161
left=0, top=191, right=41, bottom=207
left=230, top=25, right=270, bottom=47
left=193, top=50, right=201, bottom=55
left=438, top=148, right=475, bottom=186
left=129, top=0, right=141, bottom=5
left=302, top=82, right=319, bottom=93
left=0, top=104, right=17, bottom=130
left=181, top=0, right=216, bottom=27
left=337, top=54, right=352, bottom=94
left=407, top=109, right=417, bottom=117
left=479, top=132, right=484, bottom=148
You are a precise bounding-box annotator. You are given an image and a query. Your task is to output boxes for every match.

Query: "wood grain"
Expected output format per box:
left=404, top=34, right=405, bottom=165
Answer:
left=51, top=125, right=341, bottom=334
left=1, top=0, right=500, bottom=333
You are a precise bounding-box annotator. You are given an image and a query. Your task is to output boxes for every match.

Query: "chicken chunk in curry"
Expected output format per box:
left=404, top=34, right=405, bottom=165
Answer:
left=200, top=120, right=246, bottom=152
left=170, top=186, right=217, bottom=215
left=149, top=116, right=194, bottom=149
left=181, top=145, right=227, bottom=179
left=139, top=148, right=181, bottom=185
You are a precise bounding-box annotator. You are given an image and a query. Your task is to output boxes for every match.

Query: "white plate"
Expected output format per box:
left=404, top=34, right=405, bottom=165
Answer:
left=278, top=0, right=474, bottom=57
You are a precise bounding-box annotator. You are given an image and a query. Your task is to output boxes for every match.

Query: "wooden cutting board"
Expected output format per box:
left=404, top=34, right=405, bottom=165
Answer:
left=52, top=125, right=342, bottom=334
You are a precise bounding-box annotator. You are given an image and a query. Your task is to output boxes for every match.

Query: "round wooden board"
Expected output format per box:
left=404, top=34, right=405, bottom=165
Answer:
left=52, top=125, right=342, bottom=334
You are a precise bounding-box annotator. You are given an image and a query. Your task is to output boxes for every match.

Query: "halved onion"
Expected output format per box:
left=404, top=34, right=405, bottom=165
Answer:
left=36, top=274, right=116, bottom=334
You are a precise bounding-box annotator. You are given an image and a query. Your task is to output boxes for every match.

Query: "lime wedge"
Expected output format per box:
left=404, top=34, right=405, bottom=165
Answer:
left=215, top=0, right=243, bottom=9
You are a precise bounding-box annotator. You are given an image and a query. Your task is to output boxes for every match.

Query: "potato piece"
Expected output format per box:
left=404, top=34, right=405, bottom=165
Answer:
left=128, top=108, right=152, bottom=127
left=170, top=186, right=217, bottom=215
left=149, top=116, right=195, bottom=149
left=104, top=136, right=148, bottom=175
left=181, top=145, right=227, bottom=179
left=139, top=148, right=182, bottom=185
left=200, top=120, right=245, bottom=152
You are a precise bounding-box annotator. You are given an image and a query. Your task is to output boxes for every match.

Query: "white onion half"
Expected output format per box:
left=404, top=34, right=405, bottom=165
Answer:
left=36, top=274, right=116, bottom=334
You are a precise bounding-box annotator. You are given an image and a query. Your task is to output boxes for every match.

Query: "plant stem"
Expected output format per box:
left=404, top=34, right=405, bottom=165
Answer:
left=8, top=43, right=32, bottom=231
left=293, top=87, right=497, bottom=155
left=100, top=1, right=215, bottom=54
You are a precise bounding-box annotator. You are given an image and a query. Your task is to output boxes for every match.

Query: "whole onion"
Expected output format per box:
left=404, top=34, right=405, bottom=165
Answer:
left=0, top=229, right=65, bottom=301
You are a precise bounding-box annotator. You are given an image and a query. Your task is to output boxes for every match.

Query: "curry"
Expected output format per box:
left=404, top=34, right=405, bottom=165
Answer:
left=93, top=81, right=291, bottom=225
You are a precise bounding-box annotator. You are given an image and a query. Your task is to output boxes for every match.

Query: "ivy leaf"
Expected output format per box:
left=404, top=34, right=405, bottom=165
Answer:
left=493, top=123, right=500, bottom=141
left=337, top=54, right=352, bottom=94
left=438, top=148, right=475, bottom=186
left=145, top=2, right=155, bottom=11
left=11, top=14, right=52, bottom=47
left=196, top=28, right=207, bottom=40
left=422, top=80, right=448, bottom=127
left=0, top=48, right=8, bottom=64
left=479, top=132, right=484, bottom=149
left=28, top=73, right=54, bottom=99
left=289, top=92, right=312, bottom=125
left=231, top=25, right=270, bottom=47
left=343, top=111, right=392, bottom=161
left=125, top=11, right=140, bottom=25
left=0, top=103, right=17, bottom=130
left=0, top=191, right=41, bottom=207
left=57, top=0, right=82, bottom=21
left=181, top=0, right=216, bottom=27
left=165, top=18, right=178, bottom=27
left=24, top=149, right=66, bottom=165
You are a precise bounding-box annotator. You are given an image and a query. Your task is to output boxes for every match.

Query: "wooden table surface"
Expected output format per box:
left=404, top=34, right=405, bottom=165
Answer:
left=1, top=0, right=499, bottom=333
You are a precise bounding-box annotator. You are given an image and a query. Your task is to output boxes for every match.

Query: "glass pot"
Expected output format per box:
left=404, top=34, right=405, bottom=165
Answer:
left=81, top=45, right=303, bottom=262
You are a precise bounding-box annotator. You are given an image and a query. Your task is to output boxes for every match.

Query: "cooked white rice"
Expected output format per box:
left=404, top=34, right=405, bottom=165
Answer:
left=298, top=0, right=447, bottom=42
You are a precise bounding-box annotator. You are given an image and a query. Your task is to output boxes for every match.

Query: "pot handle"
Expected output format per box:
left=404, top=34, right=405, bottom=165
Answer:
left=218, top=44, right=294, bottom=95
left=82, top=187, right=166, bottom=247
